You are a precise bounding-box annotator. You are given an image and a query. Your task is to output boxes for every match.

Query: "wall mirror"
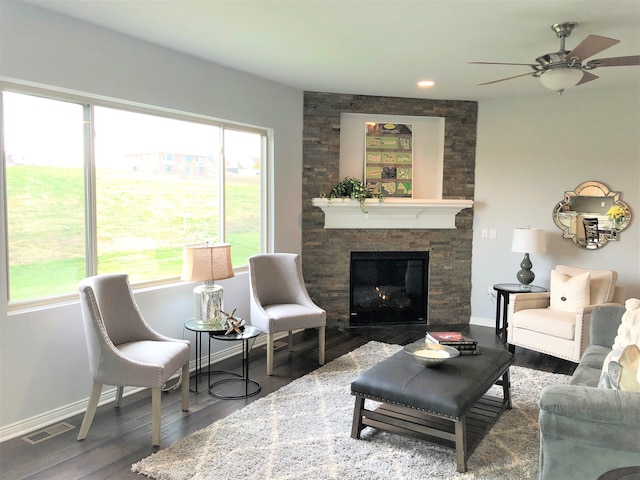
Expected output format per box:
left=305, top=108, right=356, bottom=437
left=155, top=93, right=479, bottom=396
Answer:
left=553, top=181, right=632, bottom=250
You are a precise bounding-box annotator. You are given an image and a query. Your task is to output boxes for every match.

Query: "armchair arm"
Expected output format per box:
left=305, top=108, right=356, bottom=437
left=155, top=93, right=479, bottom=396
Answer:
left=509, top=291, right=550, bottom=315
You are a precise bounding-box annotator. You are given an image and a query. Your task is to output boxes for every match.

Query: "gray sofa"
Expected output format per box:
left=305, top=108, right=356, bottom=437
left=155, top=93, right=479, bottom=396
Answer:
left=538, top=304, right=640, bottom=479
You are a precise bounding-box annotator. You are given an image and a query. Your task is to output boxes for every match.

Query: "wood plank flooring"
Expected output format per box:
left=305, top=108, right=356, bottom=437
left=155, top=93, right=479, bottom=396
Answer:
left=0, top=324, right=576, bottom=480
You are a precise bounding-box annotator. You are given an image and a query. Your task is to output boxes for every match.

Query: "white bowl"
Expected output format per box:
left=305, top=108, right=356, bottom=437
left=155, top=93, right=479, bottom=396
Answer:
left=404, top=342, right=460, bottom=367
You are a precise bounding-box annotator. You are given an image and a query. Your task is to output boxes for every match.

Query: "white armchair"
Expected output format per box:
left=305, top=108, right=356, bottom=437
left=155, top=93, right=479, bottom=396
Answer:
left=508, top=265, right=625, bottom=362
left=249, top=253, right=326, bottom=375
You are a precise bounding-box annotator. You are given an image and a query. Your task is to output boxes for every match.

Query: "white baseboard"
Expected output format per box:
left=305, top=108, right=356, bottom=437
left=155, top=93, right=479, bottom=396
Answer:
left=470, top=316, right=494, bottom=328
left=0, top=330, right=291, bottom=443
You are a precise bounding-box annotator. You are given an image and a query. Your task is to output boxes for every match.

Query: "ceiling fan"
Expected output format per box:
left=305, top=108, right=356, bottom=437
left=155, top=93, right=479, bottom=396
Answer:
left=470, top=22, right=640, bottom=94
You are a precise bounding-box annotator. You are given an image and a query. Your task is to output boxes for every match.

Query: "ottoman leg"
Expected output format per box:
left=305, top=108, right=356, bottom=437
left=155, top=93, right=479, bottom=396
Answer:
left=351, top=396, right=365, bottom=439
left=455, top=417, right=468, bottom=473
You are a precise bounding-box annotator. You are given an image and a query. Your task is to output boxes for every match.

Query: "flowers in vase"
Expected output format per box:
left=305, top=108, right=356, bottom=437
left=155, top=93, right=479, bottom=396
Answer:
left=607, top=204, right=625, bottom=227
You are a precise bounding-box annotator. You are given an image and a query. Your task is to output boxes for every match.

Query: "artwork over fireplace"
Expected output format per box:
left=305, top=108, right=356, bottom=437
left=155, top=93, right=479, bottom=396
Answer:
left=350, top=251, right=429, bottom=327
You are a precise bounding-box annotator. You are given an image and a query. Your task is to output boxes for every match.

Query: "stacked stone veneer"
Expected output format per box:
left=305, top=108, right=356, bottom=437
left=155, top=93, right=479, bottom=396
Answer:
left=302, top=92, right=477, bottom=328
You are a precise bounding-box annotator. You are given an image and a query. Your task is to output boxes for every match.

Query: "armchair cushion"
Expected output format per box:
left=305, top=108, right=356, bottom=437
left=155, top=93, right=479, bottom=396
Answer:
left=549, top=270, right=590, bottom=312
left=511, top=308, right=577, bottom=340
left=555, top=265, right=618, bottom=304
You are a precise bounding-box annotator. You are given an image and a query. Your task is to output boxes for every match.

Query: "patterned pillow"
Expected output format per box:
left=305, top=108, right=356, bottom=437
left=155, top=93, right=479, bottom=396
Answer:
left=598, top=344, right=640, bottom=392
left=548, top=270, right=591, bottom=312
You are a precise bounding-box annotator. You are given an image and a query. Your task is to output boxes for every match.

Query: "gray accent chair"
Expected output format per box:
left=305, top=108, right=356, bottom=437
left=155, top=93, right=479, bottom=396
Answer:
left=76, top=274, right=190, bottom=446
left=248, top=253, right=326, bottom=375
left=538, top=304, right=640, bottom=479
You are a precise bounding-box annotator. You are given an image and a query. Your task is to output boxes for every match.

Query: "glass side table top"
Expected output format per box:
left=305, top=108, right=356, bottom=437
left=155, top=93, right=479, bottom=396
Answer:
left=184, top=316, right=254, bottom=336
left=493, top=283, right=547, bottom=293
left=211, top=325, right=260, bottom=341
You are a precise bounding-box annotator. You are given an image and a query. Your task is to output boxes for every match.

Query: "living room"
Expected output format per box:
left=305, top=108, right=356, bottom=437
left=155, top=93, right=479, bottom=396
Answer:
left=1, top=0, right=639, bottom=477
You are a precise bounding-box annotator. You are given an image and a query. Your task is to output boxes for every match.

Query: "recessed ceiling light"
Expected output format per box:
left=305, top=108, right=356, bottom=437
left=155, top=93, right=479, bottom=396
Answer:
left=417, top=80, right=435, bottom=88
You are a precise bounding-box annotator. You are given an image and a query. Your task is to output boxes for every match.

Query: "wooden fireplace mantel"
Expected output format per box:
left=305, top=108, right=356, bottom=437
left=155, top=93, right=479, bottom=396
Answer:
left=311, top=197, right=473, bottom=229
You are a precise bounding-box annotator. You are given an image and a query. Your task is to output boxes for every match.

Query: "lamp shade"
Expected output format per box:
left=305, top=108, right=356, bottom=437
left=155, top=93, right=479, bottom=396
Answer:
left=182, top=243, right=234, bottom=282
left=539, top=68, right=584, bottom=92
left=511, top=228, right=546, bottom=254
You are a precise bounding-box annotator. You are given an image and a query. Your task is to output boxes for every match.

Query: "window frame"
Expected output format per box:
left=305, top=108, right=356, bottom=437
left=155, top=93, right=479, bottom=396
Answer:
left=1, top=82, right=271, bottom=311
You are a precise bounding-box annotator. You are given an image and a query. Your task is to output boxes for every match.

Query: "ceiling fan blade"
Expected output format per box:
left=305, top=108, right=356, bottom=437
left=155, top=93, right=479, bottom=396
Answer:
left=576, top=70, right=599, bottom=86
left=478, top=72, right=534, bottom=86
left=566, top=35, right=620, bottom=61
left=469, top=61, right=537, bottom=67
left=587, top=55, right=640, bottom=67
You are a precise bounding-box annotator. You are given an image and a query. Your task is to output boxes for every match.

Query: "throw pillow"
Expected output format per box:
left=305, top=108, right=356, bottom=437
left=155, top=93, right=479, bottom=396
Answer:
left=549, top=270, right=591, bottom=312
left=612, top=298, right=640, bottom=351
left=598, top=344, right=640, bottom=392
left=555, top=265, right=617, bottom=304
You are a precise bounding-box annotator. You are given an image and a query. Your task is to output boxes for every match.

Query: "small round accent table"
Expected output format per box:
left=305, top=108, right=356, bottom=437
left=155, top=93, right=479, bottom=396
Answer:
left=209, top=325, right=262, bottom=400
left=493, top=283, right=547, bottom=346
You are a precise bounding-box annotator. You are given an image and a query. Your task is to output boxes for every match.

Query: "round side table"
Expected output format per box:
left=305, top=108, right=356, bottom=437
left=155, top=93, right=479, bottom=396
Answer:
left=209, top=325, right=262, bottom=400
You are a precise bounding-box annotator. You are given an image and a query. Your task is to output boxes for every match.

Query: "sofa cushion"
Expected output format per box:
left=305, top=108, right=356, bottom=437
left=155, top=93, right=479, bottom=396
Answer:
left=598, top=298, right=640, bottom=391
left=549, top=270, right=591, bottom=313
left=511, top=308, right=576, bottom=340
left=612, top=298, right=640, bottom=351
left=598, top=345, right=640, bottom=392
left=555, top=265, right=617, bottom=304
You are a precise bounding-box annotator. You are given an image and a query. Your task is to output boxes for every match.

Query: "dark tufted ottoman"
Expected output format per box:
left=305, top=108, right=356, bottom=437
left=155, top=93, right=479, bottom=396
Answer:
left=351, top=343, right=513, bottom=472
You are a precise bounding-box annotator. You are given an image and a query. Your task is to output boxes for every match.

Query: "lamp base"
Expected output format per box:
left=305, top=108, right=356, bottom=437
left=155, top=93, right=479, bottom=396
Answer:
left=193, top=284, right=224, bottom=330
left=516, top=253, right=535, bottom=286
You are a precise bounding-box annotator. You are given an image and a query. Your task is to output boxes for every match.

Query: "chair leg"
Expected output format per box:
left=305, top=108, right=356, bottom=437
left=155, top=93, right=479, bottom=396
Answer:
left=115, top=386, right=124, bottom=408
left=77, top=382, right=103, bottom=441
left=267, top=333, right=274, bottom=376
left=319, top=326, right=326, bottom=365
left=181, top=363, right=189, bottom=412
left=288, top=331, right=293, bottom=352
left=151, top=387, right=161, bottom=446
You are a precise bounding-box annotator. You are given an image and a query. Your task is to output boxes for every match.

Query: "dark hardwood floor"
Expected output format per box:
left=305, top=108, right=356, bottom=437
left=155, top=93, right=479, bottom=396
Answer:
left=0, top=324, right=576, bottom=479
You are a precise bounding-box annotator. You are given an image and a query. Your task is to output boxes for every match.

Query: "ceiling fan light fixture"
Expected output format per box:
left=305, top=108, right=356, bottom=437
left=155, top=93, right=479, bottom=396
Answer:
left=539, top=68, right=583, bottom=93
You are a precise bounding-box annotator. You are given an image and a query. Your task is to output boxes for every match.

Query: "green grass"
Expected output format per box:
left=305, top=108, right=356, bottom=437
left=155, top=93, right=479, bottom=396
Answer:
left=7, top=165, right=261, bottom=301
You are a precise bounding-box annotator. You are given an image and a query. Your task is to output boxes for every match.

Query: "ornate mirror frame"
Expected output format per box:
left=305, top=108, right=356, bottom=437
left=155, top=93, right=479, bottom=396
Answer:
left=552, top=181, right=632, bottom=250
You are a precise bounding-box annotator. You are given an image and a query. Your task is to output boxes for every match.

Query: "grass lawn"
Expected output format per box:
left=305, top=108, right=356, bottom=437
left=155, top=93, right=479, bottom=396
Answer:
left=7, top=165, right=260, bottom=301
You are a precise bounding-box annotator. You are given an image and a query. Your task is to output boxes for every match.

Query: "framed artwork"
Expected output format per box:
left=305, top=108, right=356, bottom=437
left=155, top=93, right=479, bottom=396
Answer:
left=364, top=122, right=413, bottom=197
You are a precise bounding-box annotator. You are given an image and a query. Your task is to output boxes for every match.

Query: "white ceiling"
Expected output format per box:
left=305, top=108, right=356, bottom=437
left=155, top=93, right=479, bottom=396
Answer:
left=24, top=0, right=640, bottom=101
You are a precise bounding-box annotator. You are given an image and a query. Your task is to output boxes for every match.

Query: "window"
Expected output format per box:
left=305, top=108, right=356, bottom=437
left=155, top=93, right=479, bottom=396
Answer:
left=2, top=88, right=267, bottom=304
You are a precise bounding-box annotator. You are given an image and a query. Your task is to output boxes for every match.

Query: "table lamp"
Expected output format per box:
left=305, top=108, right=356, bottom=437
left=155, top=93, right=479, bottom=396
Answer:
left=182, top=243, right=234, bottom=328
left=511, top=228, right=546, bottom=289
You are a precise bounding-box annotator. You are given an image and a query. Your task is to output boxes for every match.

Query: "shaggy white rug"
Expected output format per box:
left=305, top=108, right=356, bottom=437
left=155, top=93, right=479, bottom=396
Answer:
left=132, top=341, right=570, bottom=480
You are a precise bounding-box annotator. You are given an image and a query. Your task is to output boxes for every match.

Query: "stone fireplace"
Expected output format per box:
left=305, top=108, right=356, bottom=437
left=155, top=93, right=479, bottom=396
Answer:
left=301, top=92, right=477, bottom=329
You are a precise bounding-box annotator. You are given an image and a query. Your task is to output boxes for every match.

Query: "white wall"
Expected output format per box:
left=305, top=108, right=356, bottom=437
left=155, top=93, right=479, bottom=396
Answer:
left=0, top=1, right=303, bottom=438
left=472, top=88, right=640, bottom=323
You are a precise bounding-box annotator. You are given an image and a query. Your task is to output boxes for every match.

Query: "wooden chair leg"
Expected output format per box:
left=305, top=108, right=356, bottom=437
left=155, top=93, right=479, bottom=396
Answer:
left=115, top=386, right=124, bottom=408
left=151, top=387, right=161, bottom=446
left=181, top=363, right=189, bottom=411
left=77, top=382, right=103, bottom=441
left=319, top=326, right=326, bottom=365
left=288, top=331, right=293, bottom=352
left=267, top=333, right=274, bottom=376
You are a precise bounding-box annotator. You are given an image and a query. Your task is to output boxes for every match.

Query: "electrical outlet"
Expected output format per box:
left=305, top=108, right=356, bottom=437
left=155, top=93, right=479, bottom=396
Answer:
left=489, top=229, right=497, bottom=239
left=481, top=229, right=488, bottom=239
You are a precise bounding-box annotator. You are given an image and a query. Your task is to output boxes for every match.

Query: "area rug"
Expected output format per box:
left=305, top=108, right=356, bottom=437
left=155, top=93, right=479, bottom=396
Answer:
left=132, top=341, right=570, bottom=480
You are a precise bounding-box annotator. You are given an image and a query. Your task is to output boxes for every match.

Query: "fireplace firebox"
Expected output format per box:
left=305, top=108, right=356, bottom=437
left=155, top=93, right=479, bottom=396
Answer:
left=350, top=251, right=429, bottom=327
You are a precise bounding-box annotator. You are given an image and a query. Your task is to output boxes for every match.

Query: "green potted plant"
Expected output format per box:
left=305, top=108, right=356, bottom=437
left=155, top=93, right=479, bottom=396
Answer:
left=321, top=177, right=384, bottom=213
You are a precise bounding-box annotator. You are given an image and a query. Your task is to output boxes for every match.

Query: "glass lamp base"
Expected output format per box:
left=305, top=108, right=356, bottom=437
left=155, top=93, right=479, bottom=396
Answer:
left=193, top=284, right=224, bottom=330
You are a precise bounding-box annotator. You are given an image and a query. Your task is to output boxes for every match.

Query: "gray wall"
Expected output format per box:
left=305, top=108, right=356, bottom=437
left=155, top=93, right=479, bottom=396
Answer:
left=0, top=1, right=303, bottom=437
left=472, top=90, right=640, bottom=324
